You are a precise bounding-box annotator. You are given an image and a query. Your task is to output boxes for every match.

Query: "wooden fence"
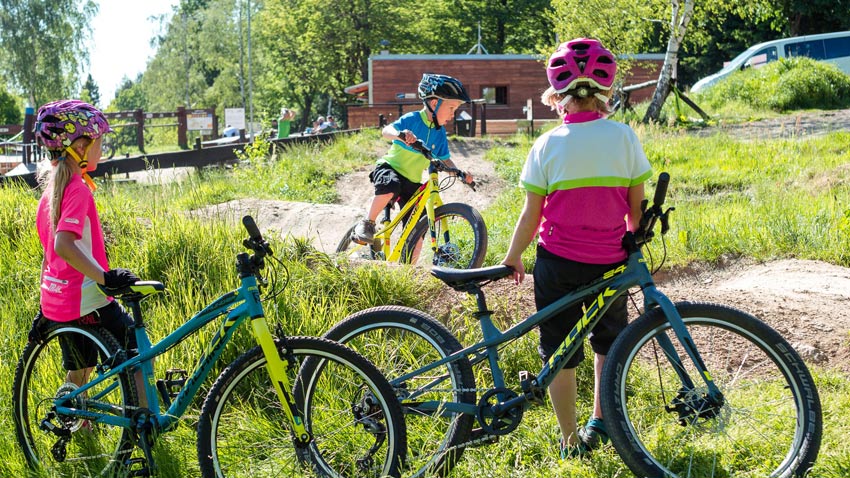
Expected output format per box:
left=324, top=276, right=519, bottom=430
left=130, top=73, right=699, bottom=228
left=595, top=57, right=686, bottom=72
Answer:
left=0, top=129, right=351, bottom=189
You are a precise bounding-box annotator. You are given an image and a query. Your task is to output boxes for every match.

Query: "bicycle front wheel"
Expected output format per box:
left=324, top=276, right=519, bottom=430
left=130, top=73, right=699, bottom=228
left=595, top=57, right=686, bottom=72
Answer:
left=197, top=336, right=406, bottom=478
left=13, top=322, right=138, bottom=477
left=401, top=203, right=487, bottom=269
left=601, top=302, right=822, bottom=478
left=324, top=306, right=477, bottom=478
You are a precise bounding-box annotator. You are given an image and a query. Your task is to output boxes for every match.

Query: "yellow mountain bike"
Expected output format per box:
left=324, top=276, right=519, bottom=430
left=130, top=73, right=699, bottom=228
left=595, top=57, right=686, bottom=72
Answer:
left=337, top=140, right=487, bottom=269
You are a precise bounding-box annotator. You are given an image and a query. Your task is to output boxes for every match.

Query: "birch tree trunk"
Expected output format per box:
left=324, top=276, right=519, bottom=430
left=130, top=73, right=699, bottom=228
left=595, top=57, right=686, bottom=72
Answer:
left=643, top=0, right=696, bottom=123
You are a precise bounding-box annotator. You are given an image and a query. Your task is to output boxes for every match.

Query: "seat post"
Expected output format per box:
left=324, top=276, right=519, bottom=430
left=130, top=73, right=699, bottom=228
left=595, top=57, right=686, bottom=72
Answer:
left=128, top=299, right=145, bottom=328
left=470, top=286, right=490, bottom=317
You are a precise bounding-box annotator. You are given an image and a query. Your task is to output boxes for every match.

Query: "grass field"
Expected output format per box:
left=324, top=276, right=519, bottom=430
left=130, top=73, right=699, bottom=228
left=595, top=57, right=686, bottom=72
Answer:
left=1, top=116, right=849, bottom=476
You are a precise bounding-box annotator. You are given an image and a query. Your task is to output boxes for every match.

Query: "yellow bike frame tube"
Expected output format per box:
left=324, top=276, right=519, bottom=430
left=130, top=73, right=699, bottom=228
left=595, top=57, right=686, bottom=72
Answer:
left=424, top=171, right=441, bottom=252
left=250, top=315, right=311, bottom=442
left=387, top=185, right=430, bottom=261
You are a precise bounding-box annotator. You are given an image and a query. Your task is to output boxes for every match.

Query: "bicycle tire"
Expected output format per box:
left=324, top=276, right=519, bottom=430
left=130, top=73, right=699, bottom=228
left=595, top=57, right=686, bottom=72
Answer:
left=197, top=336, right=407, bottom=478
left=601, top=301, right=822, bottom=478
left=400, top=203, right=487, bottom=269
left=13, top=322, right=138, bottom=477
left=324, top=306, right=477, bottom=478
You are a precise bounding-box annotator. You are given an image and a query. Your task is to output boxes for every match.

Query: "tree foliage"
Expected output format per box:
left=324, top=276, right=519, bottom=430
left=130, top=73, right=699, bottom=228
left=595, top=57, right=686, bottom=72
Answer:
left=0, top=0, right=97, bottom=106
left=86, top=0, right=850, bottom=131
left=0, top=85, right=21, bottom=125
left=80, top=73, right=101, bottom=108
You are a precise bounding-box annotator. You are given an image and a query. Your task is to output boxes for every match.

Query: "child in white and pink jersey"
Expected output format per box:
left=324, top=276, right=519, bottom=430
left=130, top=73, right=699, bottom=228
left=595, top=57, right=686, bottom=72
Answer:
left=32, top=100, right=145, bottom=404
left=501, top=39, right=652, bottom=460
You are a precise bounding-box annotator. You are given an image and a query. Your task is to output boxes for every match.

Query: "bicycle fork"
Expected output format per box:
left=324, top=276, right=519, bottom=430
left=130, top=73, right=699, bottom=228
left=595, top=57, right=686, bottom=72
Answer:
left=250, top=317, right=312, bottom=445
left=645, top=287, right=726, bottom=425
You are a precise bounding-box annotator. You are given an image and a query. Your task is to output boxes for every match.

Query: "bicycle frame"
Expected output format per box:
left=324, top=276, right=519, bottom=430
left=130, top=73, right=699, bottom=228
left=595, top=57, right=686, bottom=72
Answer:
left=396, top=235, right=723, bottom=418
left=52, top=267, right=309, bottom=440
left=371, top=164, right=445, bottom=262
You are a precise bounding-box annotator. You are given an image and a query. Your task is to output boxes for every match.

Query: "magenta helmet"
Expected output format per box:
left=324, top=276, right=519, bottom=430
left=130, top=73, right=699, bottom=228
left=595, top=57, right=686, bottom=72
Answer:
left=35, top=100, right=112, bottom=150
left=547, top=38, right=617, bottom=93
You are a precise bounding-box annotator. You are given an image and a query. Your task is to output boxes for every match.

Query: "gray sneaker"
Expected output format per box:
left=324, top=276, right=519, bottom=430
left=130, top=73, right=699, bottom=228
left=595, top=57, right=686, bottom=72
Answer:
left=352, top=219, right=376, bottom=245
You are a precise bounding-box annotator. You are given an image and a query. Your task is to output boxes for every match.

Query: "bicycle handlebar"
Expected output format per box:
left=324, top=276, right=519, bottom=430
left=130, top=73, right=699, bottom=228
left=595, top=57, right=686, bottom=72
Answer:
left=397, top=133, right=477, bottom=191
left=242, top=215, right=273, bottom=257
left=653, top=172, right=670, bottom=207
left=633, top=172, right=674, bottom=249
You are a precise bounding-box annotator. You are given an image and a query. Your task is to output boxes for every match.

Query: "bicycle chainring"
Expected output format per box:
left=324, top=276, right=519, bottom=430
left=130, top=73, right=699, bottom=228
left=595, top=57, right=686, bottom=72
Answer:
left=54, top=382, right=87, bottom=432
left=476, top=387, right=523, bottom=436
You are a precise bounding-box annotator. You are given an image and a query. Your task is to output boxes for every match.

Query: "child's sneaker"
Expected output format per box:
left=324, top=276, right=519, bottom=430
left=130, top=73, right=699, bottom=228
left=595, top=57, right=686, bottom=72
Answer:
left=578, top=417, right=609, bottom=450
left=352, top=219, right=376, bottom=245
left=558, top=436, right=590, bottom=461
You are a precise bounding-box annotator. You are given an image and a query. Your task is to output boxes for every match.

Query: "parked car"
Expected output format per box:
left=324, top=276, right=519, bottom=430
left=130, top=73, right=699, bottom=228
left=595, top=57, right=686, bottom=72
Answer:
left=691, top=31, right=850, bottom=93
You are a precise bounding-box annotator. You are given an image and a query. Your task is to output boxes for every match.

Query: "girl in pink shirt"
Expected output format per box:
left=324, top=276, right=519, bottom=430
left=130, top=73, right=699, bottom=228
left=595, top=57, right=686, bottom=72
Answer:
left=32, top=100, right=144, bottom=401
left=501, top=39, right=651, bottom=459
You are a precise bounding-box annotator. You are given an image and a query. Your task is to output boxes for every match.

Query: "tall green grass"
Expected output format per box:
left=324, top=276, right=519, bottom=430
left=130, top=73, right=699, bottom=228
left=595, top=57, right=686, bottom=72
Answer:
left=2, top=122, right=850, bottom=476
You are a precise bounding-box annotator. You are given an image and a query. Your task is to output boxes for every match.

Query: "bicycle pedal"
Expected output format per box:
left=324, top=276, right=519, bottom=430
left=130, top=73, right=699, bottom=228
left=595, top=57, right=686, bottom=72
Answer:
left=126, top=457, right=150, bottom=477
left=519, top=370, right=545, bottom=405
left=164, top=368, right=188, bottom=396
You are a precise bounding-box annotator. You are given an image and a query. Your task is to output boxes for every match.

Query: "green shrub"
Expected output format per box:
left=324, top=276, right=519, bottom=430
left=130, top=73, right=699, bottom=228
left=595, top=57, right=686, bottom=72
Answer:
left=696, top=57, right=850, bottom=112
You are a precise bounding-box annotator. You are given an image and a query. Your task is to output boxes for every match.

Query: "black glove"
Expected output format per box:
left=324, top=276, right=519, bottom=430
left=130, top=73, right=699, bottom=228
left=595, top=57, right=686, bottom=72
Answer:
left=103, top=268, right=140, bottom=289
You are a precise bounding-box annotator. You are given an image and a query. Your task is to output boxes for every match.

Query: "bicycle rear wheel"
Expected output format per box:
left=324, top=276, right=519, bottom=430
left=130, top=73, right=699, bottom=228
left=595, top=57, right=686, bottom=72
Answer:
left=601, top=302, right=822, bottom=478
left=324, top=306, right=477, bottom=478
left=13, top=322, right=138, bottom=477
left=401, top=203, right=487, bottom=269
left=197, top=336, right=406, bottom=478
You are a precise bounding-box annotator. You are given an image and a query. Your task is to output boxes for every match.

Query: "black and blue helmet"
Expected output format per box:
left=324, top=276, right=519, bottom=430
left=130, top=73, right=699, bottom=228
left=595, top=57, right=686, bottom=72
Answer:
left=417, top=74, right=471, bottom=103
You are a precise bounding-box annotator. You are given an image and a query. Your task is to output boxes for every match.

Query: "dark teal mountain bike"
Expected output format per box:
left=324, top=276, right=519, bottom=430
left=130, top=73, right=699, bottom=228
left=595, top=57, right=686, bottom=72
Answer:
left=325, top=173, right=822, bottom=478
left=13, top=216, right=406, bottom=478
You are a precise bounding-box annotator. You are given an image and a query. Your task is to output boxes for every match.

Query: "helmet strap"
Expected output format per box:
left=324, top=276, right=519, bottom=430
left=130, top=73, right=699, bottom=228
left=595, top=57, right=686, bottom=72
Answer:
left=64, top=143, right=97, bottom=191
left=424, top=98, right=444, bottom=130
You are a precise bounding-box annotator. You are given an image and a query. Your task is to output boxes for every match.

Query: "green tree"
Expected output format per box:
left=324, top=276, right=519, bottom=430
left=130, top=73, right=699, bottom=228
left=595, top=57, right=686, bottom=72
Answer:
left=0, top=86, right=21, bottom=125
left=80, top=73, right=101, bottom=107
left=0, top=0, right=98, bottom=106
left=549, top=0, right=665, bottom=82
left=111, top=75, right=147, bottom=112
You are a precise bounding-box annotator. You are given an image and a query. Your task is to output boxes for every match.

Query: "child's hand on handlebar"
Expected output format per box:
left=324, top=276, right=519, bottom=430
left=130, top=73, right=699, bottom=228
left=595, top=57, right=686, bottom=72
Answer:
left=459, top=170, right=474, bottom=185
left=397, top=130, right=417, bottom=145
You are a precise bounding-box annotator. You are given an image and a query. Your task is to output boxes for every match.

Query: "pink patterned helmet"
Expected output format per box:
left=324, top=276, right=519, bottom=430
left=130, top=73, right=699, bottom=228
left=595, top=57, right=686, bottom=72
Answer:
left=35, top=100, right=112, bottom=150
left=547, top=38, right=617, bottom=93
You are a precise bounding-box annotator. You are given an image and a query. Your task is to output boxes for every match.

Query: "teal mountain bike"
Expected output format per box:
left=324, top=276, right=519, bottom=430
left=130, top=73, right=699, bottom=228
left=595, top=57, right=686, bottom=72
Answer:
left=324, top=173, right=822, bottom=478
left=13, top=216, right=406, bottom=478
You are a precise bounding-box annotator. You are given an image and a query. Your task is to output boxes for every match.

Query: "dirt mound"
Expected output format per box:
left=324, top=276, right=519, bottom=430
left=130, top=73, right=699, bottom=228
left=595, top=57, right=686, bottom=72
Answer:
left=191, top=139, right=506, bottom=254
left=658, top=258, right=850, bottom=372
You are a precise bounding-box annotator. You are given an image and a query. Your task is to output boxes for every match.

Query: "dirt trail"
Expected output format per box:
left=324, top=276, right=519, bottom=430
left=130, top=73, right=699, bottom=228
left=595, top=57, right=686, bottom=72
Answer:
left=190, top=114, right=850, bottom=372
left=193, top=139, right=506, bottom=254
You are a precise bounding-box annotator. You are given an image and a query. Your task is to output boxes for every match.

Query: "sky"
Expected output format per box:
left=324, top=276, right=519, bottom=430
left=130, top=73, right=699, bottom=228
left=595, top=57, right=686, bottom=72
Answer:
left=89, top=1, right=177, bottom=105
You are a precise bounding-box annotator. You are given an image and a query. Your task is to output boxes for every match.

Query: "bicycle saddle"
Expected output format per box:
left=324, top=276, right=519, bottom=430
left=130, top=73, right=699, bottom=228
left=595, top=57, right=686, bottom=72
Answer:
left=430, top=265, right=513, bottom=292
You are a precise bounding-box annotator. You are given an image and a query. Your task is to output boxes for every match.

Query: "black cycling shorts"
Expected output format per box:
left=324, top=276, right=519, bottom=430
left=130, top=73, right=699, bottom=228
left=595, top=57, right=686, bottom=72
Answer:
left=369, top=163, right=423, bottom=208
left=533, top=246, right=628, bottom=369
left=56, top=301, right=137, bottom=370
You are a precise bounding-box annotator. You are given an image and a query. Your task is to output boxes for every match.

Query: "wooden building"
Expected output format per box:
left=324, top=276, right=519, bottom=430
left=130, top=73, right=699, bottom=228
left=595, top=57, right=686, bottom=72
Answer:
left=344, top=53, right=665, bottom=135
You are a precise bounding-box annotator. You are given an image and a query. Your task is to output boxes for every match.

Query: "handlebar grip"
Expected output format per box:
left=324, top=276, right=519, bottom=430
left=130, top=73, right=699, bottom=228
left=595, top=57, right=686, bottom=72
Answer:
left=653, top=172, right=670, bottom=207
left=242, top=215, right=263, bottom=241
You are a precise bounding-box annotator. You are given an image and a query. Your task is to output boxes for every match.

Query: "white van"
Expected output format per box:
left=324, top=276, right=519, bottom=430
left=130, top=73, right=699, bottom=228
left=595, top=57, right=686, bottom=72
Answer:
left=691, top=31, right=850, bottom=92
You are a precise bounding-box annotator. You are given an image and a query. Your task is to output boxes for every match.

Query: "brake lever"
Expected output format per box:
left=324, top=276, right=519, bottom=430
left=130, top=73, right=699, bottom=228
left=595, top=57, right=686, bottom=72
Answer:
left=660, top=207, right=675, bottom=235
